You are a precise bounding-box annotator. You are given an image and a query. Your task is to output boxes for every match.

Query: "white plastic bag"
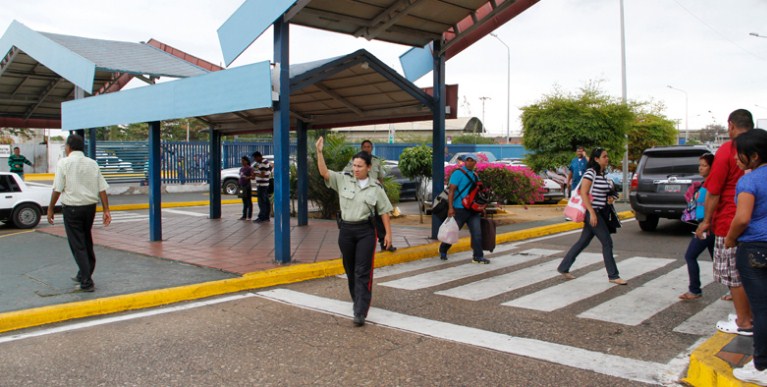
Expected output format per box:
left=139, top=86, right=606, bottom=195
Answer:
left=438, top=216, right=460, bottom=245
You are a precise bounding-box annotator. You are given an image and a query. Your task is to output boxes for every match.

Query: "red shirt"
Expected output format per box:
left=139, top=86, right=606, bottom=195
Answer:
left=704, top=140, right=744, bottom=236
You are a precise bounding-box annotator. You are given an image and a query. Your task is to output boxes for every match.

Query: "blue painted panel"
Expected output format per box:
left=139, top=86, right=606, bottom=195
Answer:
left=0, top=20, right=95, bottom=92
left=217, top=0, right=297, bottom=67
left=62, top=61, right=273, bottom=130
left=399, top=43, right=433, bottom=82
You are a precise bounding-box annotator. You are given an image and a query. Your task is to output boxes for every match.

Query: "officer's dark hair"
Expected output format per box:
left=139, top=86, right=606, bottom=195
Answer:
left=728, top=109, right=754, bottom=131
left=66, top=134, right=85, bottom=152
left=352, top=151, right=372, bottom=167
left=252, top=151, right=262, bottom=158
left=587, top=147, right=606, bottom=174
left=361, top=140, right=373, bottom=148
left=241, top=156, right=251, bottom=164
left=699, top=152, right=714, bottom=167
left=733, top=128, right=767, bottom=167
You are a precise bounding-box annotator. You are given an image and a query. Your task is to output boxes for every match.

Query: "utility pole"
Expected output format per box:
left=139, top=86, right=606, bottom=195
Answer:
left=479, top=96, right=491, bottom=133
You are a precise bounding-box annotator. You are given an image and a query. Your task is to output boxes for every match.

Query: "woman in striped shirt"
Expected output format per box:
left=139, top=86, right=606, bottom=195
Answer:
left=557, top=148, right=626, bottom=285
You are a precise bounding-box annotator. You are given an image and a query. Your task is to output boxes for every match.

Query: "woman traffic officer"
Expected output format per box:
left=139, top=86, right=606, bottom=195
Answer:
left=316, top=136, right=394, bottom=327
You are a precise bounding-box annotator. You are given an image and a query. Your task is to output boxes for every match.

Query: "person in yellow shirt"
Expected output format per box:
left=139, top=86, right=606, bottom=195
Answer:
left=47, top=134, right=111, bottom=292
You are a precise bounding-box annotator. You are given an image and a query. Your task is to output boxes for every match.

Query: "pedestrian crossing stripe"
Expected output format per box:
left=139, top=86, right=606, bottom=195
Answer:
left=109, top=212, right=150, bottom=223
left=674, top=299, right=733, bottom=335
left=435, top=252, right=605, bottom=301
left=378, top=249, right=562, bottom=291
left=504, top=257, right=674, bottom=311
left=578, top=262, right=714, bottom=326
left=256, top=289, right=671, bottom=385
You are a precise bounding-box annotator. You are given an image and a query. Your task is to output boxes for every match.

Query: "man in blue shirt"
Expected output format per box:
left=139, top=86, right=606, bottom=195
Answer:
left=439, top=153, right=489, bottom=264
left=567, top=146, right=588, bottom=197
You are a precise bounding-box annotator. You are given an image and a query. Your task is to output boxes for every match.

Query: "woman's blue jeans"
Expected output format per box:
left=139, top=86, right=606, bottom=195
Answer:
left=683, top=233, right=714, bottom=295
left=736, top=242, right=767, bottom=371
left=557, top=210, right=619, bottom=279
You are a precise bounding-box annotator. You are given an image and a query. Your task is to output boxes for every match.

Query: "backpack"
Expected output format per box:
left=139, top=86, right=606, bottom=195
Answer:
left=681, top=182, right=702, bottom=224
left=457, top=168, right=492, bottom=212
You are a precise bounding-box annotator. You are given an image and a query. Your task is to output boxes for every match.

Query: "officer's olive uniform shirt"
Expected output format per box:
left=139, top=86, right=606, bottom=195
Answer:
left=343, top=156, right=385, bottom=182
left=326, top=171, right=393, bottom=222
left=53, top=151, right=109, bottom=206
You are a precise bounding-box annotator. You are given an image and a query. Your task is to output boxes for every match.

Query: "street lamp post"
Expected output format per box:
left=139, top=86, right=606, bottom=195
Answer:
left=490, top=33, right=511, bottom=144
left=667, top=85, right=689, bottom=142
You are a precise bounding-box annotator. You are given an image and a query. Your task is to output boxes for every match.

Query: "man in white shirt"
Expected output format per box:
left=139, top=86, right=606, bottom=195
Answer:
left=47, top=134, right=111, bottom=292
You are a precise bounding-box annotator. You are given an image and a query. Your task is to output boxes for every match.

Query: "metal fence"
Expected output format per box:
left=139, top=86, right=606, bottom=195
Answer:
left=81, top=141, right=530, bottom=184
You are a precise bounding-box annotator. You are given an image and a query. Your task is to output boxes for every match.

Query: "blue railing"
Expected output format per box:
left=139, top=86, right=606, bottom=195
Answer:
left=87, top=141, right=530, bottom=184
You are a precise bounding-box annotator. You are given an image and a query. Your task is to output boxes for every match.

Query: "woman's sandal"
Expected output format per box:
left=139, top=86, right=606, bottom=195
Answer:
left=679, top=292, right=702, bottom=300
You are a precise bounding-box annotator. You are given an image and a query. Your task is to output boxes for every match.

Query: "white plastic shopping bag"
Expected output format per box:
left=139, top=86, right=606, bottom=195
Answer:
left=438, top=216, right=460, bottom=244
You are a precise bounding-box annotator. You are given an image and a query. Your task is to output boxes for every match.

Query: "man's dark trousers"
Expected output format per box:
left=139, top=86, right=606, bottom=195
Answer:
left=63, top=204, right=97, bottom=288
left=256, top=186, right=270, bottom=221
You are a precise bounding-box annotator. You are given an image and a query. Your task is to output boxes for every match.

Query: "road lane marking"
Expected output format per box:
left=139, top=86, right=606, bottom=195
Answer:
left=435, top=252, right=602, bottom=301
left=579, top=262, right=714, bottom=326
left=256, top=288, right=668, bottom=385
left=379, top=250, right=557, bottom=291
left=674, top=298, right=733, bottom=335
left=504, top=257, right=674, bottom=311
left=0, top=294, right=256, bottom=345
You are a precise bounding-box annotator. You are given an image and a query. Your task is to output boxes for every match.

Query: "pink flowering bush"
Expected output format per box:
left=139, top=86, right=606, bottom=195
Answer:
left=446, top=162, right=544, bottom=204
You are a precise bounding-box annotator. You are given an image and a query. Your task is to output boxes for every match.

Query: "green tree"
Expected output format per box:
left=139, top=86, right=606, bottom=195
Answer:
left=521, top=85, right=634, bottom=171
left=0, top=127, right=34, bottom=141
left=627, top=110, right=677, bottom=169
left=451, top=133, right=496, bottom=144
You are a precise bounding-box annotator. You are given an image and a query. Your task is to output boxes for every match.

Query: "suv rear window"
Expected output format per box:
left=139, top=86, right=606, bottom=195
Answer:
left=642, top=155, right=701, bottom=176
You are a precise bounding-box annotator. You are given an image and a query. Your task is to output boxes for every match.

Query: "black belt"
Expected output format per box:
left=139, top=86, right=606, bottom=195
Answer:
left=63, top=203, right=97, bottom=208
left=341, top=219, right=371, bottom=225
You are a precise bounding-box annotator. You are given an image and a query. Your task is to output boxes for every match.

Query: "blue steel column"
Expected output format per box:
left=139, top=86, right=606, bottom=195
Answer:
left=148, top=121, right=162, bottom=241
left=273, top=19, right=291, bottom=263
left=431, top=40, right=447, bottom=239
left=209, top=127, right=222, bottom=219
left=297, top=120, right=308, bottom=226
left=87, top=129, right=97, bottom=158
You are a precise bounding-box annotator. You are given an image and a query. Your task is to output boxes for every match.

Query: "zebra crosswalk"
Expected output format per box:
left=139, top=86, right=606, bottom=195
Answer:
left=371, top=247, right=728, bottom=334
left=109, top=211, right=152, bottom=224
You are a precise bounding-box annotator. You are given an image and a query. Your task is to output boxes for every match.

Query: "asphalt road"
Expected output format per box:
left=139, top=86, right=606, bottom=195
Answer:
left=0, top=218, right=725, bottom=386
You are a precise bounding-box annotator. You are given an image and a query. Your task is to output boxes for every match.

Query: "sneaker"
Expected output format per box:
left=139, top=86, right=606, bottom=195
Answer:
left=472, top=257, right=490, bottom=264
left=73, top=284, right=95, bottom=293
left=733, top=360, right=767, bottom=386
left=560, top=272, right=576, bottom=280
left=238, top=216, right=246, bottom=220
left=716, top=319, right=753, bottom=336
left=439, top=253, right=448, bottom=261
left=564, top=217, right=572, bottom=221
left=609, top=278, right=628, bottom=285
left=353, top=314, right=365, bottom=327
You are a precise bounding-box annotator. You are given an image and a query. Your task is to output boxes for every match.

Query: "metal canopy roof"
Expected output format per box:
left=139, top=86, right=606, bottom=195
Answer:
left=198, top=49, right=453, bottom=134
left=284, top=0, right=537, bottom=53
left=0, top=20, right=209, bottom=128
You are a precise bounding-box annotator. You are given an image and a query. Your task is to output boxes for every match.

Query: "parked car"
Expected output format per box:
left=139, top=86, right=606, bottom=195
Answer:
left=95, top=152, right=134, bottom=173
left=536, top=174, right=566, bottom=204
left=221, top=155, right=297, bottom=195
left=382, top=160, right=417, bottom=201
left=605, top=168, right=625, bottom=193
left=0, top=172, right=61, bottom=228
left=447, top=151, right=497, bottom=164
left=629, top=145, right=711, bottom=231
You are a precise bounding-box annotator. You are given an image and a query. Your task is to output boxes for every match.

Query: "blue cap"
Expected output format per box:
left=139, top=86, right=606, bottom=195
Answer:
left=461, top=153, right=478, bottom=161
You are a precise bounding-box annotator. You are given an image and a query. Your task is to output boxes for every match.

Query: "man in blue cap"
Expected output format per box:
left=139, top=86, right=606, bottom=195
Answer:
left=439, top=153, right=489, bottom=264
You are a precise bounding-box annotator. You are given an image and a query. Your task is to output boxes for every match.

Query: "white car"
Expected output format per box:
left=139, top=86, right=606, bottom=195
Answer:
left=221, top=155, right=293, bottom=195
left=0, top=172, right=61, bottom=228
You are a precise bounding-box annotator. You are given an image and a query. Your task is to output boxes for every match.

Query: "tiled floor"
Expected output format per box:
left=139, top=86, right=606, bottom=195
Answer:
left=717, top=335, right=754, bottom=368
left=39, top=215, right=435, bottom=274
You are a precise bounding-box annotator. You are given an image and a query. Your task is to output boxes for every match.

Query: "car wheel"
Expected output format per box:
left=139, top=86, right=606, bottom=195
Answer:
left=12, top=203, right=41, bottom=229
left=222, top=179, right=239, bottom=195
left=638, top=215, right=659, bottom=232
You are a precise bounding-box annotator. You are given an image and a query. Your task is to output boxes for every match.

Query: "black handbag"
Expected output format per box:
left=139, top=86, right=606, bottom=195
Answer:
left=605, top=205, right=621, bottom=233
left=480, top=217, right=497, bottom=252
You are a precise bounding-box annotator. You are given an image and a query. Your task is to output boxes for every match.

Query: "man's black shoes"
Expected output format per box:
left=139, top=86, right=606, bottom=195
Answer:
left=353, top=314, right=365, bottom=327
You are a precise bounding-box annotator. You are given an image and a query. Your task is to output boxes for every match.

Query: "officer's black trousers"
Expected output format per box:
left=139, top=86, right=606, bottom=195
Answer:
left=62, top=204, right=97, bottom=288
left=338, top=222, right=377, bottom=317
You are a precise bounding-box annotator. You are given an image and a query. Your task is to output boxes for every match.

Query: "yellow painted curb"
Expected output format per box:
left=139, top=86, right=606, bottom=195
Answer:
left=22, top=173, right=54, bottom=181
left=682, top=332, right=752, bottom=387
left=0, top=210, right=636, bottom=334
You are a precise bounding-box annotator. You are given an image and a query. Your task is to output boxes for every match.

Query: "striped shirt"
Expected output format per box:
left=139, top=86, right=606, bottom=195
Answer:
left=53, top=151, right=109, bottom=206
left=254, top=160, right=272, bottom=187
left=582, top=168, right=613, bottom=209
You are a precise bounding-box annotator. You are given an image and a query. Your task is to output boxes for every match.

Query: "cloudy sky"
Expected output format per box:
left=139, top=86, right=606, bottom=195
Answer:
left=2, top=0, right=766, bottom=136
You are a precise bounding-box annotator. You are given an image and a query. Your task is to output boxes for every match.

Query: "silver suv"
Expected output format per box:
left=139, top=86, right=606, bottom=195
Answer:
left=629, top=145, right=711, bottom=231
